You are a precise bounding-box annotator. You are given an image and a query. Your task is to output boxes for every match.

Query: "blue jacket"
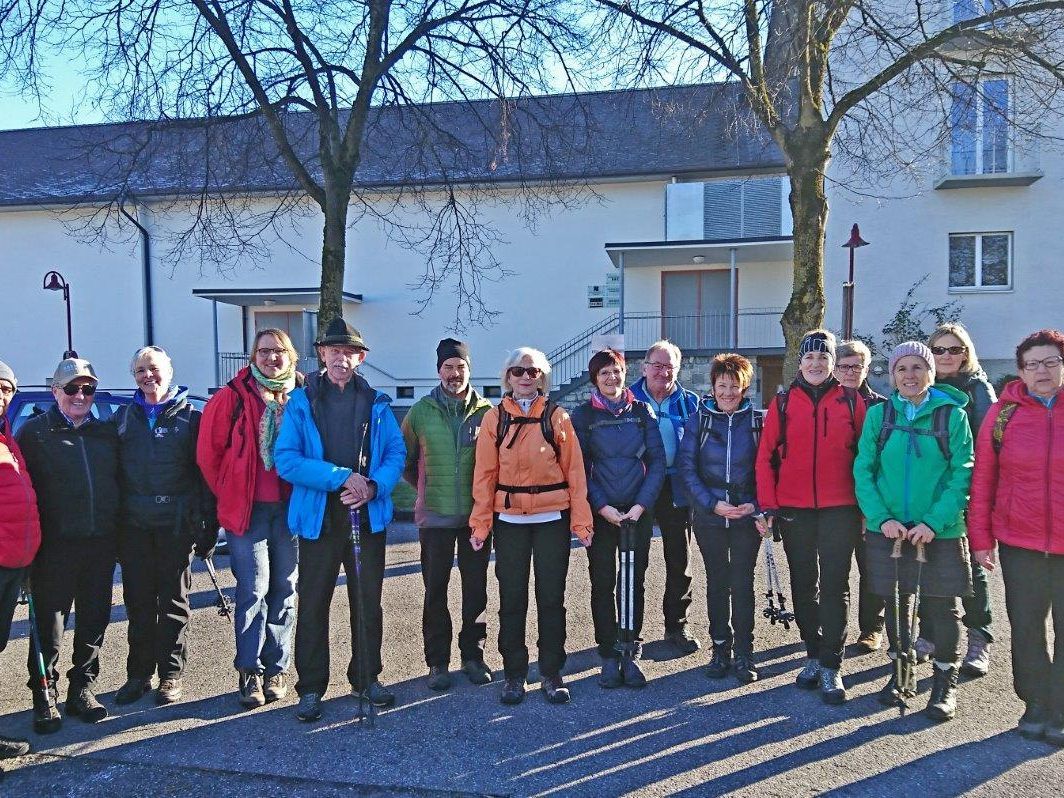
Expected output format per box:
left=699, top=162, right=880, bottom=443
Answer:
left=630, top=376, right=699, bottom=507
left=275, top=380, right=406, bottom=537
left=677, top=397, right=761, bottom=528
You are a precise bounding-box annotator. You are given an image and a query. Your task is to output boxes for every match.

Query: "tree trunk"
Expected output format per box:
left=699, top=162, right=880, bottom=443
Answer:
left=317, top=176, right=351, bottom=338
left=781, top=150, right=831, bottom=381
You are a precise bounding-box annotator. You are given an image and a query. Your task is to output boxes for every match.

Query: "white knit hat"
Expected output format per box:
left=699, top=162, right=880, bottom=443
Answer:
left=889, top=341, right=936, bottom=378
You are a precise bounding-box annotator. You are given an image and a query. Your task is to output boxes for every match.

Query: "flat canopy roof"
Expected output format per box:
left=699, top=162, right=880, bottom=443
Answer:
left=193, top=287, right=363, bottom=307
left=605, top=236, right=793, bottom=269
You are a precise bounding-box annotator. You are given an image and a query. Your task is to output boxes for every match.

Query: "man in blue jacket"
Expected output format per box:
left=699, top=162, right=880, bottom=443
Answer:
left=275, top=319, right=406, bottom=723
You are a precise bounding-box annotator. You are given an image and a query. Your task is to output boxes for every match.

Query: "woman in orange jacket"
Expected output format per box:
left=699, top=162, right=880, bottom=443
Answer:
left=470, top=346, right=593, bottom=707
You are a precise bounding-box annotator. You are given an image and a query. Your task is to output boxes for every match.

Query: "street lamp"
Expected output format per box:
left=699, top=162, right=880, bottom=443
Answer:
left=42, top=270, right=77, bottom=359
left=840, top=223, right=869, bottom=340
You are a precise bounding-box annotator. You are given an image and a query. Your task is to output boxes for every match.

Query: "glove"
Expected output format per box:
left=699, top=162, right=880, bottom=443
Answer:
left=194, top=524, right=218, bottom=561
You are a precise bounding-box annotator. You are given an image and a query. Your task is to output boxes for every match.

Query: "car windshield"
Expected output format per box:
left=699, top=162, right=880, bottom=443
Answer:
left=5, top=390, right=206, bottom=435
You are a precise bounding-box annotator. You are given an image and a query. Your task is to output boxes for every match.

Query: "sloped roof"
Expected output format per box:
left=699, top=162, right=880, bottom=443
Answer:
left=0, top=83, right=784, bottom=208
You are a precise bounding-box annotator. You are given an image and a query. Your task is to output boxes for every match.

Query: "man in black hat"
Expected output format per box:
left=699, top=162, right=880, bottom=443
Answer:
left=275, top=318, right=407, bottom=722
left=401, top=339, right=494, bottom=691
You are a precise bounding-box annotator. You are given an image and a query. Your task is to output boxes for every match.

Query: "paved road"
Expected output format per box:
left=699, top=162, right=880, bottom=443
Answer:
left=1, top=522, right=1060, bottom=796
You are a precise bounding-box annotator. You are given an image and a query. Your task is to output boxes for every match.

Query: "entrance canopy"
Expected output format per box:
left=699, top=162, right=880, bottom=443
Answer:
left=604, top=236, right=793, bottom=269
left=192, top=287, right=363, bottom=306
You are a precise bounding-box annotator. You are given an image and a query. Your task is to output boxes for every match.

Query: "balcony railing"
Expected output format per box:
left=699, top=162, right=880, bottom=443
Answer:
left=216, top=352, right=320, bottom=387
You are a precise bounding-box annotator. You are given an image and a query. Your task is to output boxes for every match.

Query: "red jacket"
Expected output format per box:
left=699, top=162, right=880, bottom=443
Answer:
left=196, top=368, right=292, bottom=535
left=756, top=381, right=866, bottom=510
left=0, top=427, right=41, bottom=568
left=968, top=380, right=1064, bottom=555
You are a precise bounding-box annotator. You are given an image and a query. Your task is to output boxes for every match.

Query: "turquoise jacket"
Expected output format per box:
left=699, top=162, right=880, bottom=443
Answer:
left=275, top=383, right=406, bottom=537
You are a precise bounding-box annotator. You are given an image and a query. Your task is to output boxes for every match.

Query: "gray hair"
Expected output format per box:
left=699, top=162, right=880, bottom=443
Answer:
left=837, top=339, right=873, bottom=365
left=500, top=346, right=552, bottom=394
left=644, top=339, right=682, bottom=366
left=130, top=345, right=174, bottom=377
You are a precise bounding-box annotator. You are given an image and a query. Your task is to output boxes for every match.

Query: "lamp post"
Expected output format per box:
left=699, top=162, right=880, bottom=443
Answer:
left=42, top=270, right=76, bottom=359
left=840, top=223, right=869, bottom=340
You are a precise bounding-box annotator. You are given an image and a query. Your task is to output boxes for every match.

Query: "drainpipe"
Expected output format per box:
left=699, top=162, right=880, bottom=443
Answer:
left=729, top=247, right=738, bottom=348
left=212, top=300, right=221, bottom=387
left=118, top=194, right=154, bottom=345
left=618, top=251, right=626, bottom=335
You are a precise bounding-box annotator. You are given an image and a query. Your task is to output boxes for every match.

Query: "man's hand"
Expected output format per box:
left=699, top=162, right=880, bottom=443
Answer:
left=341, top=476, right=377, bottom=508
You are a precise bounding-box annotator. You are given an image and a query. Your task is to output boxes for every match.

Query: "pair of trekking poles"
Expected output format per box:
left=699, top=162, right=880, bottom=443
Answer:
left=890, top=535, right=927, bottom=716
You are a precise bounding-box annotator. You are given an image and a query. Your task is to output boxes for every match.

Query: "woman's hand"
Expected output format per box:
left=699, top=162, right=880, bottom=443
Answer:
left=713, top=500, right=735, bottom=518
left=622, top=505, right=645, bottom=523
left=575, top=528, right=594, bottom=548
left=733, top=503, right=756, bottom=518
left=972, top=549, right=996, bottom=571
left=469, top=529, right=489, bottom=552
left=754, top=515, right=773, bottom=538
left=599, top=505, right=625, bottom=526
left=906, top=523, right=936, bottom=546
left=880, top=520, right=907, bottom=539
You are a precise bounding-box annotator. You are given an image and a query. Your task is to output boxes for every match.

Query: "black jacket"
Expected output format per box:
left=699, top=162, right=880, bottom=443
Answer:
left=16, top=406, right=120, bottom=540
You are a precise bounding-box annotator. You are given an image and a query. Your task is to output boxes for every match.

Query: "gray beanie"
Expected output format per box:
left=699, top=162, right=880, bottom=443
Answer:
left=889, top=341, right=936, bottom=378
left=0, top=360, right=15, bottom=391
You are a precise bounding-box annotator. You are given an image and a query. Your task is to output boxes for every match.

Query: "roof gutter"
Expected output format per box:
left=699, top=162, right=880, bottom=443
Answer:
left=118, top=194, right=154, bottom=345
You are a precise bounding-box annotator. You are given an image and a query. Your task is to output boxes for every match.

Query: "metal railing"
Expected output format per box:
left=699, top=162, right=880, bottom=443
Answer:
left=546, top=313, right=622, bottom=390
left=217, top=352, right=320, bottom=386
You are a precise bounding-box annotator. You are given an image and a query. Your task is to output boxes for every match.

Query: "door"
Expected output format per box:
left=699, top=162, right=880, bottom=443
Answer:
left=661, top=270, right=730, bottom=349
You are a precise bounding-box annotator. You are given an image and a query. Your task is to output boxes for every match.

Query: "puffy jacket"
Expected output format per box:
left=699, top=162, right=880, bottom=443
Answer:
left=630, top=377, right=699, bottom=507
left=16, top=407, right=120, bottom=539
left=677, top=397, right=761, bottom=528
left=401, top=386, right=492, bottom=528
left=0, top=427, right=41, bottom=568
left=275, top=376, right=405, bottom=538
left=570, top=392, right=666, bottom=513
left=197, top=367, right=296, bottom=535
left=853, top=384, right=974, bottom=539
left=937, top=370, right=996, bottom=437
left=469, top=394, right=593, bottom=541
left=968, top=380, right=1064, bottom=555
left=755, top=379, right=866, bottom=510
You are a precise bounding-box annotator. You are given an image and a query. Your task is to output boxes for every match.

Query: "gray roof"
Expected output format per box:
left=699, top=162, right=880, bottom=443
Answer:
left=0, top=83, right=784, bottom=208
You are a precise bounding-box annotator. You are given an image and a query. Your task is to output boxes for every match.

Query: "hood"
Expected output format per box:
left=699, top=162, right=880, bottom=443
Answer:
left=697, top=395, right=752, bottom=417
left=1000, top=378, right=1062, bottom=407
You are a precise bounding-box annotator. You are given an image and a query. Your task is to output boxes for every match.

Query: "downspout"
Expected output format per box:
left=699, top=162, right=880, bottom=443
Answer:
left=729, top=247, right=738, bottom=348
left=118, top=194, right=154, bottom=345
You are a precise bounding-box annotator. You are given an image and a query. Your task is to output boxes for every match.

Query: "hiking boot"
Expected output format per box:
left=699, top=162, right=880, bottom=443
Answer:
left=925, top=665, right=959, bottom=722
left=705, top=645, right=732, bottom=680
left=461, top=659, right=493, bottom=686
left=598, top=656, right=623, bottom=689
left=31, top=685, right=61, bottom=735
left=621, top=655, right=647, bottom=689
left=295, top=692, right=322, bottom=722
left=1044, top=712, right=1064, bottom=747
left=820, top=667, right=846, bottom=705
left=665, top=628, right=701, bottom=655
left=500, top=677, right=526, bottom=705
left=541, top=674, right=570, bottom=704
left=263, top=673, right=288, bottom=703
left=66, top=687, right=107, bottom=723
left=239, top=670, right=266, bottom=708
left=1018, top=701, right=1048, bottom=740
left=733, top=653, right=759, bottom=685
left=357, top=681, right=395, bottom=708
left=155, top=678, right=183, bottom=705
left=0, top=733, right=30, bottom=759
left=795, top=658, right=821, bottom=689
left=914, top=637, right=935, bottom=664
left=960, top=630, right=991, bottom=678
left=427, top=666, right=452, bottom=692
left=114, top=676, right=152, bottom=706
left=855, top=631, right=883, bottom=654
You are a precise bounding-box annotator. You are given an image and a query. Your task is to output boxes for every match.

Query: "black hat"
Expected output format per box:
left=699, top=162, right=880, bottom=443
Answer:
left=436, top=338, right=471, bottom=370
left=799, top=330, right=836, bottom=360
left=315, top=318, right=369, bottom=351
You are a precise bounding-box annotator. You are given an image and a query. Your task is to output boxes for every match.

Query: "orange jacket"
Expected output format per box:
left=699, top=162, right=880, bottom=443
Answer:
left=470, top=395, right=593, bottom=542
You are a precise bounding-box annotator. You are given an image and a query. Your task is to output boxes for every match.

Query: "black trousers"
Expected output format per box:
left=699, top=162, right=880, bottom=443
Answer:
left=779, top=506, right=862, bottom=670
left=693, top=519, right=761, bottom=656
left=493, top=515, right=571, bottom=679
left=295, top=514, right=387, bottom=697
left=587, top=513, right=653, bottom=658
left=419, top=526, right=491, bottom=668
left=652, top=480, right=694, bottom=633
left=0, top=565, right=25, bottom=652
left=999, top=543, right=1064, bottom=713
left=119, top=525, right=194, bottom=680
left=854, top=534, right=886, bottom=636
left=26, top=536, right=116, bottom=691
left=885, top=594, right=961, bottom=665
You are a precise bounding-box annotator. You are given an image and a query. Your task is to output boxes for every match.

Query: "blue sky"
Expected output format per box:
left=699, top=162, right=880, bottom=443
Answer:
left=1, top=54, right=103, bottom=130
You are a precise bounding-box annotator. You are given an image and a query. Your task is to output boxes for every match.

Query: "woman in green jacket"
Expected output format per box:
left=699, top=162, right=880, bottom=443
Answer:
left=853, top=342, right=974, bottom=722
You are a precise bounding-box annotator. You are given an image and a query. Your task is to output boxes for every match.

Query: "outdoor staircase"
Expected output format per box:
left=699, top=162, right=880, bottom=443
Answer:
left=547, top=314, right=621, bottom=406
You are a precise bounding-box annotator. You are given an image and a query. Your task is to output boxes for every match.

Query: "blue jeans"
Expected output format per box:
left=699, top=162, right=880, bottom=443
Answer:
left=226, top=502, right=298, bottom=676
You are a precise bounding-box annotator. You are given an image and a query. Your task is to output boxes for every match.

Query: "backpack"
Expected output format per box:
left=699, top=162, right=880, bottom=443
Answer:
left=874, top=400, right=953, bottom=462
left=496, top=398, right=562, bottom=461
left=697, top=404, right=765, bottom=449
left=584, top=402, right=652, bottom=460
left=990, top=402, right=1019, bottom=454
left=768, top=385, right=857, bottom=467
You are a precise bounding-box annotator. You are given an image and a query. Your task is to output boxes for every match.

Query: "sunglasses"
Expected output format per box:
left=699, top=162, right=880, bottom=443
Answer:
left=61, top=383, right=97, bottom=396
left=930, top=345, right=966, bottom=356
left=508, top=366, right=542, bottom=379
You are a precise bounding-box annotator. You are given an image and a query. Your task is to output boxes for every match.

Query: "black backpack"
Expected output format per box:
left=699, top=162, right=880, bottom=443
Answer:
left=496, top=398, right=562, bottom=461
left=583, top=402, right=653, bottom=459
left=697, top=404, right=765, bottom=449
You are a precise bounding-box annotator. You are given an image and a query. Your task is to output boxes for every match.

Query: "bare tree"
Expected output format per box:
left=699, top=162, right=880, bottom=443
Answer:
left=0, top=0, right=589, bottom=331
left=591, top=0, right=1064, bottom=373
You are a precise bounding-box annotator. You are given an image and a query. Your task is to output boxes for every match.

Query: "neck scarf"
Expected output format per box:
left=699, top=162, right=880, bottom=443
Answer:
left=250, top=363, right=296, bottom=470
left=591, top=387, right=634, bottom=416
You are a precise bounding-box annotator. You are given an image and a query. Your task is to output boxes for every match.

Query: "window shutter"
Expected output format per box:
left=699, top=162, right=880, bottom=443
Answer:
left=742, top=177, right=782, bottom=236
left=703, top=180, right=742, bottom=239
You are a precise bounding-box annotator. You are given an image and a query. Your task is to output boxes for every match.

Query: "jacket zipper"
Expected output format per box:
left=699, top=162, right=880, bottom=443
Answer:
left=1045, top=405, right=1054, bottom=555
left=724, top=412, right=734, bottom=528
left=811, top=401, right=820, bottom=508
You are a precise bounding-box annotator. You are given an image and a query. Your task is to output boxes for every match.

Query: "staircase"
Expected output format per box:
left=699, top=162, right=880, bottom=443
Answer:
left=547, top=314, right=620, bottom=405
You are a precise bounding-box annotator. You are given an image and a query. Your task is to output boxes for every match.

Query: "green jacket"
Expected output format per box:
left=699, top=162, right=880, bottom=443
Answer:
left=402, top=386, right=492, bottom=528
left=853, top=384, right=974, bottom=539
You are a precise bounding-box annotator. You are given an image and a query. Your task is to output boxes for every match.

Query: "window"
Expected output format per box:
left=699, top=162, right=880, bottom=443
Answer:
left=396, top=386, right=414, bottom=399
left=483, top=385, right=502, bottom=399
left=953, top=0, right=1009, bottom=24
left=951, top=78, right=1010, bottom=175
left=949, top=232, right=1012, bottom=290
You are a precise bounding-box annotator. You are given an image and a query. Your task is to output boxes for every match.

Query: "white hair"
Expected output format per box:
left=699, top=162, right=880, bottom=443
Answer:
left=645, top=339, right=682, bottom=366
left=500, top=346, right=552, bottom=394
left=130, top=345, right=174, bottom=377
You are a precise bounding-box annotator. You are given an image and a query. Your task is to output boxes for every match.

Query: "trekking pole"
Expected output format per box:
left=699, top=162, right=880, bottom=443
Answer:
left=349, top=422, right=375, bottom=727
left=889, top=537, right=919, bottom=714
left=619, top=519, right=635, bottom=657
left=203, top=556, right=234, bottom=620
left=762, top=537, right=795, bottom=630
left=20, top=581, right=49, bottom=695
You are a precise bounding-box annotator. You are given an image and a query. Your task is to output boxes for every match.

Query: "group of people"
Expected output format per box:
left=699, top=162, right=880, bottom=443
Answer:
left=0, top=317, right=1061, bottom=760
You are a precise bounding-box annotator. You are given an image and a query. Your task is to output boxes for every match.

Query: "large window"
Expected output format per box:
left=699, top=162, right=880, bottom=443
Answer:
left=950, top=78, right=1010, bottom=175
left=948, top=232, right=1012, bottom=291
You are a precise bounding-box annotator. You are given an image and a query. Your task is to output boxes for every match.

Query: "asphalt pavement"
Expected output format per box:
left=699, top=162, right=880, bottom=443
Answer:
left=0, top=522, right=1060, bottom=796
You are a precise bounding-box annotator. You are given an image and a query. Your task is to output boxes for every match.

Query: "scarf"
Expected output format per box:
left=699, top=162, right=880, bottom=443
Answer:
left=590, top=387, right=635, bottom=416
left=250, top=363, right=296, bottom=470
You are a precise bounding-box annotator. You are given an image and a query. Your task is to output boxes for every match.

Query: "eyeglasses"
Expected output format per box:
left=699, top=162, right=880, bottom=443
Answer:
left=508, top=366, right=542, bottom=379
left=930, top=345, right=967, bottom=356
left=1022, top=355, right=1064, bottom=371
left=835, top=364, right=865, bottom=373
left=645, top=362, right=675, bottom=373
left=61, top=384, right=97, bottom=396
left=256, top=347, right=287, bottom=358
